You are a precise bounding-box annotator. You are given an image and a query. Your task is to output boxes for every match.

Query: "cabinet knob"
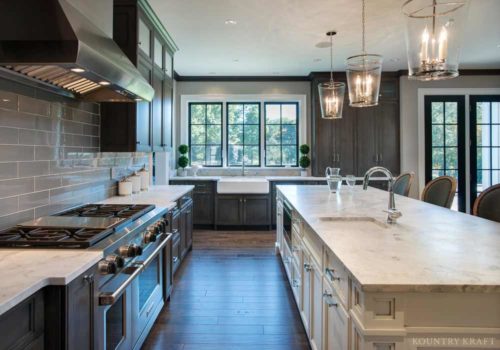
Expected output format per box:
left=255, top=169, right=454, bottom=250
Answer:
left=83, top=274, right=94, bottom=283
left=303, top=263, right=313, bottom=272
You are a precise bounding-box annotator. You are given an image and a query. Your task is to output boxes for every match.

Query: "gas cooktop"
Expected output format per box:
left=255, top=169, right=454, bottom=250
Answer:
left=0, top=204, right=155, bottom=248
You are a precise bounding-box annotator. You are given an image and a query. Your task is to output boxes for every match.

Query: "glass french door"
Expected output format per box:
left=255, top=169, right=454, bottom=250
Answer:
left=470, top=96, right=500, bottom=208
left=424, top=96, right=466, bottom=212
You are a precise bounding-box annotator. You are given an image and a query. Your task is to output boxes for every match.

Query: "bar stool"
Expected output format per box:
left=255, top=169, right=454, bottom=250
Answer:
left=421, top=176, right=457, bottom=209
left=473, top=184, right=500, bottom=223
left=392, top=172, right=414, bottom=197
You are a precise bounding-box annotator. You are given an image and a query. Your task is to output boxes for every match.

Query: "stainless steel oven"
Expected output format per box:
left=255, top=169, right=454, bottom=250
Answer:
left=283, top=201, right=292, bottom=248
left=96, top=230, right=169, bottom=350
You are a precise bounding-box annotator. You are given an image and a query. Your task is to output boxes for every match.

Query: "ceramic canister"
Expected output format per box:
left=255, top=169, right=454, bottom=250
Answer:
left=118, top=179, right=132, bottom=196
left=130, top=173, right=141, bottom=194
left=139, top=168, right=149, bottom=191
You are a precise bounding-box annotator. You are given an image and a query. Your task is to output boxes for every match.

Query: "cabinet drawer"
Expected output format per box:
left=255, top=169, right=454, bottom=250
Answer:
left=323, top=279, right=350, bottom=350
left=324, top=248, right=349, bottom=307
left=302, top=224, right=323, bottom=268
left=193, top=182, right=213, bottom=193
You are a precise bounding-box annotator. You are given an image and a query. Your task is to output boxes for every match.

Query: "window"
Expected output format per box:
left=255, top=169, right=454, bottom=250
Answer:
left=189, top=103, right=222, bottom=166
left=264, top=102, right=299, bottom=167
left=470, top=96, right=500, bottom=207
left=424, top=96, right=466, bottom=212
left=227, top=103, right=260, bottom=166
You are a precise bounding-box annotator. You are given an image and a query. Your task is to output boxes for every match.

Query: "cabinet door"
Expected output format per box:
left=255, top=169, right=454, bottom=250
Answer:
left=377, top=100, right=400, bottom=175
left=138, top=17, right=151, bottom=58
left=180, top=207, right=188, bottom=258
left=162, top=79, right=173, bottom=149
left=163, top=236, right=173, bottom=300
left=323, top=282, right=349, bottom=350
left=310, top=262, right=323, bottom=350
left=356, top=107, right=378, bottom=176
left=185, top=202, right=193, bottom=249
left=193, top=192, right=213, bottom=225
left=136, top=58, right=152, bottom=149
left=301, top=253, right=312, bottom=336
left=152, top=68, right=163, bottom=151
left=216, top=195, right=243, bottom=225
left=243, top=195, right=270, bottom=226
left=333, top=107, right=356, bottom=176
left=67, top=265, right=97, bottom=350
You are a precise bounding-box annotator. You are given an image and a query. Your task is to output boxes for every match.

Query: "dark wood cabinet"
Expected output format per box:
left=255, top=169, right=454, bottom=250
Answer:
left=169, top=181, right=215, bottom=227
left=0, top=290, right=44, bottom=350
left=311, top=72, right=400, bottom=177
left=180, top=199, right=193, bottom=258
left=66, top=266, right=96, bottom=350
left=215, top=194, right=271, bottom=227
left=216, top=195, right=243, bottom=226
left=101, top=0, right=176, bottom=152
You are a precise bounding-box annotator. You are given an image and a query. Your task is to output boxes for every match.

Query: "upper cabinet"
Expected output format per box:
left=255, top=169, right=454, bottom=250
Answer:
left=311, top=73, right=400, bottom=177
left=100, top=0, right=178, bottom=152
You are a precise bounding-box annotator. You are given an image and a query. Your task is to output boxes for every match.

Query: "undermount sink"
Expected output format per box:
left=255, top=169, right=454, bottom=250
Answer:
left=217, top=177, right=270, bottom=194
left=316, top=216, right=388, bottom=228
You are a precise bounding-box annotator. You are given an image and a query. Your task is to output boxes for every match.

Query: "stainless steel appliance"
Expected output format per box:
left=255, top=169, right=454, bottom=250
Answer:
left=283, top=200, right=293, bottom=248
left=0, top=203, right=172, bottom=350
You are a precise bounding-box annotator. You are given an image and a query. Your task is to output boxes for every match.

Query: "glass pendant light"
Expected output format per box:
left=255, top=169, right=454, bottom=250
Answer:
left=346, top=0, right=383, bottom=107
left=402, top=0, right=469, bottom=80
left=318, top=31, right=345, bottom=119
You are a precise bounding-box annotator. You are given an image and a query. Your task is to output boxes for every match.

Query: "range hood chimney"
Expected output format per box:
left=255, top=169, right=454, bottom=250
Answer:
left=0, top=0, right=154, bottom=102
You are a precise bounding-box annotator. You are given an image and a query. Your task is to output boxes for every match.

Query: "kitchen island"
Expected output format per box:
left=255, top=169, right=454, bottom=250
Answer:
left=276, top=185, right=500, bottom=350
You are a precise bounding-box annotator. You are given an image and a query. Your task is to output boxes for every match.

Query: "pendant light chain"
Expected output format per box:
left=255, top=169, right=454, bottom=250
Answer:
left=329, top=34, right=334, bottom=84
left=362, top=0, right=366, bottom=53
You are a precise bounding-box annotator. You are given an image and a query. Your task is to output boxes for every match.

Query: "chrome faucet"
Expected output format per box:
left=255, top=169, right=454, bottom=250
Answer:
left=363, top=166, right=402, bottom=224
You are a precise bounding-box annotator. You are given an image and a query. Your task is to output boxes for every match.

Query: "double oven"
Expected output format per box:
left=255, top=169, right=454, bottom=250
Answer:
left=94, top=209, right=172, bottom=350
left=282, top=200, right=293, bottom=248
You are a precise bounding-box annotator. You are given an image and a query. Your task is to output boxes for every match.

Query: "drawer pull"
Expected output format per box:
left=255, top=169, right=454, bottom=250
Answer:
left=325, top=268, right=340, bottom=281
left=303, top=263, right=313, bottom=272
left=323, top=291, right=338, bottom=307
left=292, top=279, right=300, bottom=288
left=291, top=246, right=300, bottom=253
left=173, top=256, right=179, bottom=263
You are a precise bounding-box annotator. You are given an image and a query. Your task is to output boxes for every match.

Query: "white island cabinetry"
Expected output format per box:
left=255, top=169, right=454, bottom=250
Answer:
left=276, top=185, right=500, bottom=350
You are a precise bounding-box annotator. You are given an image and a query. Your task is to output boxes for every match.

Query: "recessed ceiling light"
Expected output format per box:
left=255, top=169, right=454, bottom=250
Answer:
left=390, top=58, right=401, bottom=63
left=70, top=68, right=85, bottom=73
left=313, top=58, right=322, bottom=62
left=209, top=72, right=217, bottom=75
left=315, top=41, right=332, bottom=49
left=135, top=98, right=142, bottom=102
left=99, top=81, right=110, bottom=86
left=225, top=19, right=237, bottom=25
left=272, top=72, right=280, bottom=75
left=233, top=59, right=239, bottom=62
left=1, top=98, right=10, bottom=102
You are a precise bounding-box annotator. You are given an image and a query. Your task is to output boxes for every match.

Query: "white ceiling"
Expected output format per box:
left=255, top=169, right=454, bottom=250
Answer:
left=150, top=0, right=500, bottom=76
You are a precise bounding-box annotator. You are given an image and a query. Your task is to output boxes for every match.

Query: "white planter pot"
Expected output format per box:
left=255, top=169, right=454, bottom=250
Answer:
left=301, top=170, right=308, bottom=177
left=177, top=168, right=187, bottom=177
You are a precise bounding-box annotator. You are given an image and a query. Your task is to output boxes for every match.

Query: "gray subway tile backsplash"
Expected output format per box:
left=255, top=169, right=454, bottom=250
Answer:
left=0, top=87, right=150, bottom=230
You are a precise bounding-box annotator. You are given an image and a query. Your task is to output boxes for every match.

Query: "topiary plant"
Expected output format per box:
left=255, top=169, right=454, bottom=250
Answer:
left=299, top=155, right=311, bottom=169
left=299, top=144, right=310, bottom=155
left=178, top=155, right=189, bottom=169
left=178, top=144, right=189, bottom=155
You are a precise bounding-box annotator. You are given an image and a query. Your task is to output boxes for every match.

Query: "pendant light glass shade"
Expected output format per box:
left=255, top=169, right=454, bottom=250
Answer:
left=346, top=0, right=383, bottom=107
left=402, top=0, right=469, bottom=81
left=318, top=81, right=345, bottom=120
left=346, top=54, right=383, bottom=107
left=318, top=31, right=345, bottom=119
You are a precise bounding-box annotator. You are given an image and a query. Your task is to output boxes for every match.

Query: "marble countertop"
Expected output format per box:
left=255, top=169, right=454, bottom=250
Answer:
left=170, top=175, right=327, bottom=181
left=0, top=250, right=102, bottom=316
left=98, top=185, right=194, bottom=209
left=278, top=185, right=500, bottom=293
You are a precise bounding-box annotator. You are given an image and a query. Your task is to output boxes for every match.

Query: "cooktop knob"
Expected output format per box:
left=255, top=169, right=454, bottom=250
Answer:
left=105, top=254, right=125, bottom=268
left=119, top=244, right=143, bottom=258
left=144, top=230, right=157, bottom=243
left=98, top=259, right=117, bottom=275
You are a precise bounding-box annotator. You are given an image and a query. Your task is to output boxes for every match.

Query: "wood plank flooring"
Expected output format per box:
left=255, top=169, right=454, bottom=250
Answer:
left=141, top=230, right=310, bottom=350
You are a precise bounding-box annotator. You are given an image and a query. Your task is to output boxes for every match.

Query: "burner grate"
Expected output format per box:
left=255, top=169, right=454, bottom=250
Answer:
left=57, top=204, right=154, bottom=221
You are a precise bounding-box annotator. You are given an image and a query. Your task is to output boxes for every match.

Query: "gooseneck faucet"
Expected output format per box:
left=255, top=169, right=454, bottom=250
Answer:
left=363, top=166, right=402, bottom=224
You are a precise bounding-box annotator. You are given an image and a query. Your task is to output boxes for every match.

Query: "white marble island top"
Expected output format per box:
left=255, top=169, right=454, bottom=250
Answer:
left=0, top=249, right=102, bottom=316
left=98, top=185, right=194, bottom=209
left=278, top=185, right=500, bottom=293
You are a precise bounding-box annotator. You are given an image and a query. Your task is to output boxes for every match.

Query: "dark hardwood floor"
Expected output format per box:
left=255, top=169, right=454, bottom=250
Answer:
left=141, top=230, right=310, bottom=350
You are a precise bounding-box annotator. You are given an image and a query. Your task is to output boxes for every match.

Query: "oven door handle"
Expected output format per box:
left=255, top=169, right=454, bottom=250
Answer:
left=99, top=235, right=168, bottom=306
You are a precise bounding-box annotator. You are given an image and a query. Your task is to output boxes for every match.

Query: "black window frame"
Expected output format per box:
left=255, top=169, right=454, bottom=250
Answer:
left=226, top=102, right=261, bottom=167
left=264, top=102, right=299, bottom=167
left=469, top=95, right=500, bottom=209
left=424, top=95, right=466, bottom=212
left=188, top=102, right=223, bottom=167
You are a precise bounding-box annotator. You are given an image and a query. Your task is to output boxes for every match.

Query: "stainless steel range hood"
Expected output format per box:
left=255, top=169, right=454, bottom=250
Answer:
left=0, top=0, right=154, bottom=102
